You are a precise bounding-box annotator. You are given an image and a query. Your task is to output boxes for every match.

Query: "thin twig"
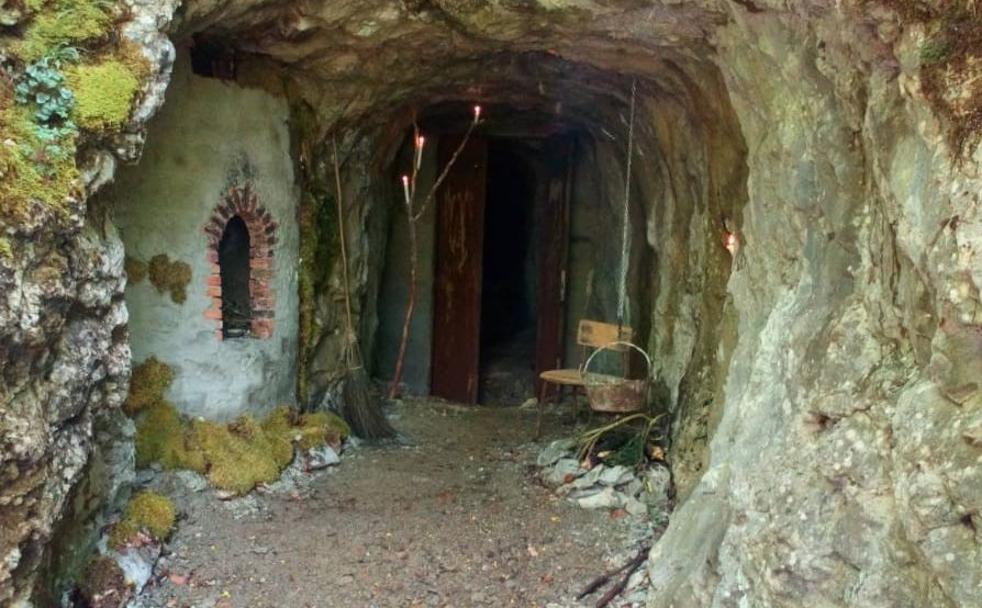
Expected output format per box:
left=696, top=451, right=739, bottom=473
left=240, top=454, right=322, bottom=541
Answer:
left=411, top=115, right=480, bottom=222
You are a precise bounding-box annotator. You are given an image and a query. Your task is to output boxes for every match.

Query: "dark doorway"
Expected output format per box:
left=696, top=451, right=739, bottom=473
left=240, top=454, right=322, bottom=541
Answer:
left=219, top=215, right=252, bottom=338
left=479, top=142, right=538, bottom=404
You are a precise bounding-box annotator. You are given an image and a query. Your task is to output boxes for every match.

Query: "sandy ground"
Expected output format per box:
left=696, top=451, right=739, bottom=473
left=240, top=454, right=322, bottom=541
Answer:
left=135, top=399, right=647, bottom=608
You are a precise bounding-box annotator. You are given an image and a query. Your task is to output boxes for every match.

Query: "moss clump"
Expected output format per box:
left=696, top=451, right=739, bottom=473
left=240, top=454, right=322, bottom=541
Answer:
left=124, top=255, right=147, bottom=283
left=0, top=105, right=80, bottom=225
left=0, top=238, right=11, bottom=261
left=191, top=418, right=284, bottom=495
left=109, top=491, right=176, bottom=549
left=78, top=556, right=128, bottom=608
left=17, top=0, right=116, bottom=62
left=134, top=405, right=350, bottom=496
left=147, top=254, right=192, bottom=304
left=296, top=411, right=351, bottom=450
left=135, top=402, right=207, bottom=472
left=123, top=356, right=172, bottom=415
left=66, top=59, right=140, bottom=131
left=260, top=406, right=298, bottom=466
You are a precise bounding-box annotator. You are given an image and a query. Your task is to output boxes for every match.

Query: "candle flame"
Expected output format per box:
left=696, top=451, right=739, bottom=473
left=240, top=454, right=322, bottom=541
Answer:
left=416, top=135, right=425, bottom=149
left=723, top=232, right=739, bottom=255
left=474, top=105, right=482, bottom=120
left=402, top=175, right=409, bottom=186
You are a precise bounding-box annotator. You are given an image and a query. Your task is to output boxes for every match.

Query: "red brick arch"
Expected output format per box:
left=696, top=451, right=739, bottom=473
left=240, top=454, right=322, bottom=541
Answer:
left=203, top=182, right=277, bottom=339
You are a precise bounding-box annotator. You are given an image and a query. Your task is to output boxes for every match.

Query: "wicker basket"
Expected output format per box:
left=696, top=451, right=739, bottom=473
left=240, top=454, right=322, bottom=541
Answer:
left=583, top=341, right=652, bottom=413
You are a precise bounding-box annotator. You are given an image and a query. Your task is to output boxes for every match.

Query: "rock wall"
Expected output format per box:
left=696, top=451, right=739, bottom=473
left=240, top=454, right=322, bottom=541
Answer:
left=109, top=48, right=300, bottom=421
left=0, top=1, right=179, bottom=602
left=646, top=4, right=982, bottom=607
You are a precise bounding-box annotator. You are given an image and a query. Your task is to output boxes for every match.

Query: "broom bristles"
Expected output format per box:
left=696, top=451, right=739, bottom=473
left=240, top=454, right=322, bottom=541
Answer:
left=340, top=366, right=397, bottom=440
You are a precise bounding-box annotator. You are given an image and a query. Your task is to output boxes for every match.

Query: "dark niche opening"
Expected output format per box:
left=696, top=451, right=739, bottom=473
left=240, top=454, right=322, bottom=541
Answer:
left=219, top=215, right=252, bottom=338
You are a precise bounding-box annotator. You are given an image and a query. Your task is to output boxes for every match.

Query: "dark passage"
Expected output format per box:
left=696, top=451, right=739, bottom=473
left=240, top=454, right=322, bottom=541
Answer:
left=219, top=215, right=252, bottom=338
left=479, top=142, right=537, bottom=404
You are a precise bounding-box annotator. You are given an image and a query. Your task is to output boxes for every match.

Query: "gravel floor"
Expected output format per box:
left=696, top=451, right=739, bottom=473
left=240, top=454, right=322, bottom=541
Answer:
left=135, top=399, right=644, bottom=608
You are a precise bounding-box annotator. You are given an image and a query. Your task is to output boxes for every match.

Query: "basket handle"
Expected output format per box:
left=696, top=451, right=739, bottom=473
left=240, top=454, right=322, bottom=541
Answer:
left=583, top=340, right=652, bottom=379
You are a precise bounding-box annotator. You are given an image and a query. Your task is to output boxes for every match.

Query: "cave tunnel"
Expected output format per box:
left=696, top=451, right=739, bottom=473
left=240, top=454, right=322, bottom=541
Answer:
left=7, top=2, right=982, bottom=607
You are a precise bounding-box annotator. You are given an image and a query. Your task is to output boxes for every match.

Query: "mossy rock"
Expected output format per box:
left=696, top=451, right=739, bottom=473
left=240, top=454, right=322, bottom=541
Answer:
left=0, top=105, right=80, bottom=225
left=109, top=491, right=176, bottom=549
left=296, top=411, right=350, bottom=450
left=191, top=419, right=283, bottom=495
left=123, top=356, right=172, bottom=416
left=148, top=254, right=192, bottom=304
left=17, top=0, right=116, bottom=62
left=134, top=404, right=349, bottom=496
left=135, top=402, right=206, bottom=472
left=67, top=59, right=141, bottom=131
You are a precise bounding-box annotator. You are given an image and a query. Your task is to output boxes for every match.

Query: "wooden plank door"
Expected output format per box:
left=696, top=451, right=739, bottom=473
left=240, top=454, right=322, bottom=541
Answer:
left=534, top=137, right=575, bottom=397
left=431, top=135, right=488, bottom=404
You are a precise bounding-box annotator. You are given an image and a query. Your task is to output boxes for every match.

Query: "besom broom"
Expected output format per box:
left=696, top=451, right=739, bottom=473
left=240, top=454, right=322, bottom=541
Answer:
left=331, top=137, right=396, bottom=440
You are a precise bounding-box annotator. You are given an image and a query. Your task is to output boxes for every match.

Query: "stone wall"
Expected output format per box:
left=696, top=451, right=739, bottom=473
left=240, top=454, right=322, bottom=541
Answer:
left=110, top=49, right=300, bottom=421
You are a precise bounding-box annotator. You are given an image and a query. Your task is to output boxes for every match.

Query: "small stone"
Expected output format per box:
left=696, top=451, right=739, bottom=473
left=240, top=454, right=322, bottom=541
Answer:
left=546, top=458, right=582, bottom=486
left=599, top=465, right=633, bottom=486
left=537, top=439, right=577, bottom=467
left=577, top=487, right=626, bottom=510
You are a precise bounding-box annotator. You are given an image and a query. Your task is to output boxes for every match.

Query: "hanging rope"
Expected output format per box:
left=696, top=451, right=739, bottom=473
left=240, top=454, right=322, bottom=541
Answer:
left=617, top=78, right=637, bottom=328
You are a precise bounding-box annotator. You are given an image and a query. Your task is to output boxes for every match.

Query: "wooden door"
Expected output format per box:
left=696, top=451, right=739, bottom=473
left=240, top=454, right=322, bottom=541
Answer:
left=534, top=137, right=575, bottom=396
left=431, top=136, right=488, bottom=404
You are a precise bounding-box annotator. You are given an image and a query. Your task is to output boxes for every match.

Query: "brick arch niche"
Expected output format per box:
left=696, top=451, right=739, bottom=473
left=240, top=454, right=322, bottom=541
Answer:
left=204, top=183, right=277, bottom=340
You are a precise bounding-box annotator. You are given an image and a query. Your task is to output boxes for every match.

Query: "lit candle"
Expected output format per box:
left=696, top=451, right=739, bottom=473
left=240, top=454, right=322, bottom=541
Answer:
left=415, top=135, right=425, bottom=171
left=401, top=174, right=411, bottom=206
left=723, top=231, right=739, bottom=256
left=473, top=105, right=482, bottom=122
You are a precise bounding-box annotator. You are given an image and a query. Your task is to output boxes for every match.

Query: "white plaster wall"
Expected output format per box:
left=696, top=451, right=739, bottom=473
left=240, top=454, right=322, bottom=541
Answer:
left=115, top=49, right=299, bottom=420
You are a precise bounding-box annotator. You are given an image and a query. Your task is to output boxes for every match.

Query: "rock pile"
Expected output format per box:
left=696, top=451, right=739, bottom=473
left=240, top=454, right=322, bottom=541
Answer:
left=536, top=439, right=672, bottom=607
left=537, top=439, right=671, bottom=520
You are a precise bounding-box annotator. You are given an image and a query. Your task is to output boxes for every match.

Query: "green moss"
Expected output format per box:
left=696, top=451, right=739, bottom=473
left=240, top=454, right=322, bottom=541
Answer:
left=0, top=238, right=11, bottom=261
left=124, top=255, right=146, bottom=283
left=296, top=411, right=350, bottom=450
left=191, top=418, right=283, bottom=495
left=66, top=59, right=140, bottom=131
left=109, top=491, right=175, bottom=549
left=0, top=105, right=80, bottom=225
left=147, top=254, right=192, bottom=304
left=920, top=38, right=953, bottom=64
left=18, top=0, right=116, bottom=62
left=260, top=406, right=298, bottom=467
left=123, top=356, right=172, bottom=416
left=135, top=402, right=206, bottom=472
left=134, top=404, right=348, bottom=496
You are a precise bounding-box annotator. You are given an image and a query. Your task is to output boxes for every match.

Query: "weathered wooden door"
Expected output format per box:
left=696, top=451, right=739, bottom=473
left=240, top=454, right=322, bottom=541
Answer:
left=534, top=137, right=574, bottom=397
left=431, top=136, right=488, bottom=404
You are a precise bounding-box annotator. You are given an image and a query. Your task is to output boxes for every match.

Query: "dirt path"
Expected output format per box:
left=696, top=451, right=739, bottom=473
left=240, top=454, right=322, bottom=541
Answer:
left=137, top=400, right=644, bottom=608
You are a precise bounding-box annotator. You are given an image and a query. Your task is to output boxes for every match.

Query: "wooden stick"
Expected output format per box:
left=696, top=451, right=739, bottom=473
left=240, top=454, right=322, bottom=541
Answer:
left=576, top=544, right=650, bottom=605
